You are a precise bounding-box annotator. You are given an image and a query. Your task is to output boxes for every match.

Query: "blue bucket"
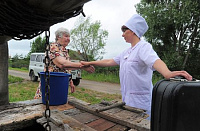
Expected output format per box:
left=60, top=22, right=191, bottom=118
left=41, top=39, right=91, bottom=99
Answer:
left=40, top=72, right=71, bottom=105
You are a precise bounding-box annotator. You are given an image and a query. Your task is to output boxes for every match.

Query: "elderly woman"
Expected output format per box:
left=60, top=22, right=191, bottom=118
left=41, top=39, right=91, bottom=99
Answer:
left=34, top=27, right=95, bottom=98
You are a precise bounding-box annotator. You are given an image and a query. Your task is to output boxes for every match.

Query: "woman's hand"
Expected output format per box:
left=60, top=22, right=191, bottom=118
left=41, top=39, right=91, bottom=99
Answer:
left=69, top=79, right=75, bottom=93
left=84, top=65, right=95, bottom=73
left=80, top=61, right=91, bottom=66
left=80, top=61, right=95, bottom=73
left=153, top=59, right=192, bottom=81
left=164, top=71, right=192, bottom=81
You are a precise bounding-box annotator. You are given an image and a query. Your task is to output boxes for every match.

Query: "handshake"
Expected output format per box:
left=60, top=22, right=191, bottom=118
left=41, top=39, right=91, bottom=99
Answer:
left=79, top=61, right=95, bottom=73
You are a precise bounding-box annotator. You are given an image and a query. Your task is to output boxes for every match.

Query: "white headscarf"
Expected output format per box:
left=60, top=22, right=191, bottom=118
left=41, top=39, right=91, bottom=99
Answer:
left=124, top=14, right=148, bottom=38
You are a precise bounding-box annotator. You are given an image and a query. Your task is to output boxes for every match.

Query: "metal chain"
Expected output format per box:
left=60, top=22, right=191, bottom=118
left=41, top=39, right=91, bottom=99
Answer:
left=44, top=30, right=51, bottom=131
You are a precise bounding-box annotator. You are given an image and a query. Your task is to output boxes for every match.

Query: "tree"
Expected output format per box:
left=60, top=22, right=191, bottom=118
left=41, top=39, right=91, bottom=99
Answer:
left=9, top=54, right=29, bottom=69
left=70, top=16, right=108, bottom=61
left=29, top=36, right=46, bottom=56
left=145, top=0, right=200, bottom=3
left=136, top=0, right=200, bottom=78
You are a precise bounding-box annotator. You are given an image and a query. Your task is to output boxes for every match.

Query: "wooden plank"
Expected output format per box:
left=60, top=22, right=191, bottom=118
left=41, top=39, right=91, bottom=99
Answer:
left=103, top=107, right=124, bottom=114
left=50, top=110, right=96, bottom=131
left=63, top=108, right=85, bottom=116
left=49, top=103, right=74, bottom=111
left=107, top=124, right=129, bottom=131
left=68, top=99, right=150, bottom=131
left=113, top=110, right=146, bottom=123
left=86, top=118, right=116, bottom=131
left=36, top=117, right=48, bottom=125
left=0, top=98, right=149, bottom=131
left=95, top=102, right=125, bottom=112
left=37, top=110, right=96, bottom=131
left=89, top=103, right=107, bottom=109
left=72, top=112, right=100, bottom=124
left=122, top=105, right=145, bottom=114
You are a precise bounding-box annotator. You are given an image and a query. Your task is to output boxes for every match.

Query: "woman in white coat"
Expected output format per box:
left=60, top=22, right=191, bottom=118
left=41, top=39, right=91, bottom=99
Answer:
left=81, top=14, right=192, bottom=119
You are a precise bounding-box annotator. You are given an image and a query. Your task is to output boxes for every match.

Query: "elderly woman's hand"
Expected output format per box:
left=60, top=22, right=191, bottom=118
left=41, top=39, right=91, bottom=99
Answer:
left=80, top=61, right=95, bottom=73
left=83, top=65, right=95, bottom=73
left=69, top=79, right=75, bottom=93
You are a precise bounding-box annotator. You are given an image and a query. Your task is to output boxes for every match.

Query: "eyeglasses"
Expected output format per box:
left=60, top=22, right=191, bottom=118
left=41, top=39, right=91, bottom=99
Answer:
left=121, top=27, right=129, bottom=32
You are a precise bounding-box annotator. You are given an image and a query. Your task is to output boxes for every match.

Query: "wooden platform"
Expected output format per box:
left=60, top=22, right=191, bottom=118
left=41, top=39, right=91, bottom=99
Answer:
left=0, top=97, right=150, bottom=131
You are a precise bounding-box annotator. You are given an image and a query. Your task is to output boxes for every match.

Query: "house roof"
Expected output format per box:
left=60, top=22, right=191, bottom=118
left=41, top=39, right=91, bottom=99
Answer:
left=0, top=0, right=90, bottom=40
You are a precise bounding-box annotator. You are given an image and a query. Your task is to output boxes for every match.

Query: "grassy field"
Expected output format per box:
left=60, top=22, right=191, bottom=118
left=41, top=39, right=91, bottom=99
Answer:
left=8, top=75, right=121, bottom=103
left=9, top=80, right=38, bottom=102
left=82, top=71, right=120, bottom=83
left=8, top=75, right=24, bottom=84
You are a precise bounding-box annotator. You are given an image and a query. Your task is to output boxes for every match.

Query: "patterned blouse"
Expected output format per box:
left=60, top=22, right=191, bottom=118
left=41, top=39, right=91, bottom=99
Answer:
left=34, top=42, right=70, bottom=99
left=46, top=42, right=70, bottom=73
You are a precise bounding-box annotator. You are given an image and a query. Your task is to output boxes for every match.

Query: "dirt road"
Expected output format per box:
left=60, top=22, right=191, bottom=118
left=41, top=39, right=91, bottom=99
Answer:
left=9, top=70, right=30, bottom=80
left=8, top=70, right=121, bottom=95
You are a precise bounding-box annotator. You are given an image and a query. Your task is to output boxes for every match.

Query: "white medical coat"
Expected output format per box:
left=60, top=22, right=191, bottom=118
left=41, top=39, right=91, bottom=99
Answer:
left=113, top=40, right=159, bottom=112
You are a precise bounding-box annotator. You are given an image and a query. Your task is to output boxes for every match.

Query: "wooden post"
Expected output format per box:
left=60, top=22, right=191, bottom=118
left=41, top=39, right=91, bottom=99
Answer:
left=0, top=36, right=10, bottom=106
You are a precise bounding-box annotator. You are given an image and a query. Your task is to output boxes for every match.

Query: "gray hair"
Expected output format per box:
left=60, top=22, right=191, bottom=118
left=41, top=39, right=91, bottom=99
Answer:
left=55, top=27, right=70, bottom=41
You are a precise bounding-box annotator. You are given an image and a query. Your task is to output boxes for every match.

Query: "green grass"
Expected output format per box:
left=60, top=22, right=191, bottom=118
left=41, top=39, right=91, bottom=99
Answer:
left=8, top=75, right=121, bottom=103
left=82, top=71, right=163, bottom=85
left=69, top=87, right=121, bottom=104
left=82, top=71, right=120, bottom=83
left=152, top=73, right=164, bottom=85
left=9, top=81, right=39, bottom=102
left=8, top=75, right=24, bottom=84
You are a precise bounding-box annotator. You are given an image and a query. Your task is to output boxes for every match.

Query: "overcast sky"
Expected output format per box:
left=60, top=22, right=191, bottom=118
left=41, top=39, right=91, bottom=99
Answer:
left=8, top=0, right=141, bottom=59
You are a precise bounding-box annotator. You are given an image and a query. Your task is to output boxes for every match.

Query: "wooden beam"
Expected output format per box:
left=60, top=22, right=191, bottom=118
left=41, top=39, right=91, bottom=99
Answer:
left=37, top=110, right=96, bottom=131
left=68, top=99, right=150, bottom=131
left=95, top=102, right=125, bottom=112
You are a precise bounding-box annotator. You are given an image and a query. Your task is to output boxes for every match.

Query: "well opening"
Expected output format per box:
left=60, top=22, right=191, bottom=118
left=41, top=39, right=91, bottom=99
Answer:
left=16, top=120, right=45, bottom=131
